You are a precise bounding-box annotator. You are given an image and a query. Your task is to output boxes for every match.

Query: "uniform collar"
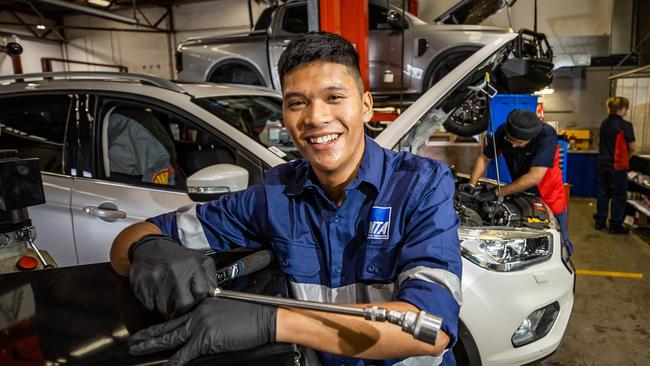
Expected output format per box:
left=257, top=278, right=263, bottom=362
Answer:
left=285, top=134, right=384, bottom=197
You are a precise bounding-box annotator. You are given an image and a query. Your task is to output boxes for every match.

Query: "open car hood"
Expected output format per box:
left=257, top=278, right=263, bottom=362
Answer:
left=376, top=28, right=553, bottom=145
left=376, top=32, right=517, bottom=148
left=434, top=0, right=510, bottom=25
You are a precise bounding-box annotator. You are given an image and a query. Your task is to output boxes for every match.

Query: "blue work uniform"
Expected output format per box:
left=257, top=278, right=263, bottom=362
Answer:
left=148, top=135, right=462, bottom=366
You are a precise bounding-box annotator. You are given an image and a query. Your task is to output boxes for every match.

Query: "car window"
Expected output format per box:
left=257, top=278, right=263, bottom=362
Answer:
left=282, top=5, right=308, bottom=33
left=193, top=95, right=301, bottom=161
left=369, top=3, right=389, bottom=30
left=0, top=94, right=73, bottom=174
left=254, top=6, right=275, bottom=31
left=99, top=100, right=243, bottom=190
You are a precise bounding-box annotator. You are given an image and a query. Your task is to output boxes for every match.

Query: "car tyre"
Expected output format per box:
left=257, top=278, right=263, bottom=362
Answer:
left=425, top=49, right=488, bottom=137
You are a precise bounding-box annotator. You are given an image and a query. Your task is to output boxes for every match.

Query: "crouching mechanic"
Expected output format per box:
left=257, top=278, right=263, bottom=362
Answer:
left=462, top=109, right=573, bottom=255
left=110, top=32, right=462, bottom=366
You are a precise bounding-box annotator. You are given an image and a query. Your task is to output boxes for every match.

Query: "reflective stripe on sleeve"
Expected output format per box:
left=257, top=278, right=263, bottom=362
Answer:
left=176, top=204, right=212, bottom=251
left=398, top=266, right=463, bottom=305
left=289, top=281, right=395, bottom=304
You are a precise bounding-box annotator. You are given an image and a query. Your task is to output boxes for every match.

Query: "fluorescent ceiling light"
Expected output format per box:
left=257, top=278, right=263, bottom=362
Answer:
left=87, top=0, right=111, bottom=6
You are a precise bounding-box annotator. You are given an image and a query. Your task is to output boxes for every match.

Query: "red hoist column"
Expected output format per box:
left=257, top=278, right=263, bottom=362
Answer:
left=319, top=0, right=369, bottom=91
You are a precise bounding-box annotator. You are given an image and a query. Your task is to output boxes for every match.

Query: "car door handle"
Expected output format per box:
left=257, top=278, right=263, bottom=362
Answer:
left=83, top=206, right=127, bottom=221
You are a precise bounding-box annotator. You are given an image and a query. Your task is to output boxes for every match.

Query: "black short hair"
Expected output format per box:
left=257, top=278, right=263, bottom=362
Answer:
left=277, top=31, right=363, bottom=92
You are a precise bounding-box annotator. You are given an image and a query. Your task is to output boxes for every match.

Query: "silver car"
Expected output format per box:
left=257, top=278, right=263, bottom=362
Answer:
left=0, top=31, right=572, bottom=365
left=176, top=0, right=514, bottom=136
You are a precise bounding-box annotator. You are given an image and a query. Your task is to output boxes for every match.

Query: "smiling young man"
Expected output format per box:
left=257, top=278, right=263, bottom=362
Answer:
left=110, top=32, right=461, bottom=366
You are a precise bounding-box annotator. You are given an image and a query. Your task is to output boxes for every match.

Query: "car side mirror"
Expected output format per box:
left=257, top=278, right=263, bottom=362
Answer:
left=387, top=9, right=406, bottom=29
left=186, top=164, right=248, bottom=202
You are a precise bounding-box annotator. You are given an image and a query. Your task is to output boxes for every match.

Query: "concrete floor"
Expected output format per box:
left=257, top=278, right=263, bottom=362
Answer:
left=537, top=198, right=650, bottom=366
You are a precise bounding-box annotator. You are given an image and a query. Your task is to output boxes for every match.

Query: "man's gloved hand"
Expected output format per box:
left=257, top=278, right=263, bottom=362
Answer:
left=458, top=183, right=476, bottom=195
left=129, top=234, right=218, bottom=314
left=476, top=189, right=498, bottom=203
left=128, top=298, right=277, bottom=366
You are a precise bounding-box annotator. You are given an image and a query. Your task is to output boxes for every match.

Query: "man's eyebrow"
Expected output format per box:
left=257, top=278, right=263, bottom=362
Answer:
left=284, top=85, right=347, bottom=99
left=283, top=91, right=306, bottom=99
left=326, top=85, right=347, bottom=91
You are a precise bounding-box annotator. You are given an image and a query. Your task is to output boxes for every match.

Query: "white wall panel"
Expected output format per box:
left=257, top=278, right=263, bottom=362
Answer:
left=63, top=7, right=172, bottom=77
left=0, top=12, right=63, bottom=75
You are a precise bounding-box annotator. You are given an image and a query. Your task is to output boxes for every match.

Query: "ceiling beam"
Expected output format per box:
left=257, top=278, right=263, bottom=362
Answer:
left=26, top=0, right=67, bottom=42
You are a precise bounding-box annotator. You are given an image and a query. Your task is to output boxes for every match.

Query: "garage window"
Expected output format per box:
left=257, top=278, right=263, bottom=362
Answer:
left=0, top=94, right=73, bottom=174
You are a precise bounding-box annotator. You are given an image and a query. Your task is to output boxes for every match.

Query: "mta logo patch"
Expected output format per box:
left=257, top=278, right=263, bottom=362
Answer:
left=368, top=206, right=391, bottom=240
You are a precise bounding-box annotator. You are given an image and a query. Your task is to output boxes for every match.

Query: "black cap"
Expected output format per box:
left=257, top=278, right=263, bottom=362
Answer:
left=506, top=109, right=542, bottom=140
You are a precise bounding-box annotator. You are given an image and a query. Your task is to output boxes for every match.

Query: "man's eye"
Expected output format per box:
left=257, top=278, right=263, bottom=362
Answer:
left=288, top=100, right=306, bottom=108
left=328, top=95, right=345, bottom=101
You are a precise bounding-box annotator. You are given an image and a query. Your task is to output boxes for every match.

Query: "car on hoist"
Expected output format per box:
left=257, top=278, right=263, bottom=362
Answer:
left=0, top=30, right=571, bottom=366
left=175, top=0, right=552, bottom=137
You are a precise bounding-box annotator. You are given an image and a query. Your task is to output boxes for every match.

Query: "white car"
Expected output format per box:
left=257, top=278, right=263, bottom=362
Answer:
left=0, top=32, right=573, bottom=366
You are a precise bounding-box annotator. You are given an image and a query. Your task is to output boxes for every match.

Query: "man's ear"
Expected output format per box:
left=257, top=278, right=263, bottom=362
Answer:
left=362, top=91, right=374, bottom=123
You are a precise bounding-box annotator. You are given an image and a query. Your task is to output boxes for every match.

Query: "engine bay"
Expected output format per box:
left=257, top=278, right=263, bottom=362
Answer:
left=455, top=178, right=552, bottom=230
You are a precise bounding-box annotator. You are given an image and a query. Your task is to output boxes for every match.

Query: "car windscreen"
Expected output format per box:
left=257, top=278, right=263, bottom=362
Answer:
left=193, top=95, right=301, bottom=161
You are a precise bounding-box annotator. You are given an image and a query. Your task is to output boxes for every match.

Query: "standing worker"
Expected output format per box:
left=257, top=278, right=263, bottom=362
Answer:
left=594, top=97, right=636, bottom=234
left=110, top=32, right=461, bottom=366
left=462, top=109, right=573, bottom=255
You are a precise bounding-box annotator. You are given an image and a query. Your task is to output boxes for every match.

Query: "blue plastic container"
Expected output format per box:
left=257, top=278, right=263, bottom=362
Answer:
left=485, top=94, right=539, bottom=183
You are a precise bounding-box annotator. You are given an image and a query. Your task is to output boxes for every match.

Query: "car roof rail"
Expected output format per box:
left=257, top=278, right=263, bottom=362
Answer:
left=0, top=71, right=186, bottom=94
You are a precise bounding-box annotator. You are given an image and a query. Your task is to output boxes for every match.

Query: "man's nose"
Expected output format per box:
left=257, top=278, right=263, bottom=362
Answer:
left=305, top=99, right=331, bottom=127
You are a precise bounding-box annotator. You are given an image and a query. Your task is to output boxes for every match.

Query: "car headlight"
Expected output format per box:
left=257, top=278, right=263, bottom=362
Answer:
left=459, top=228, right=552, bottom=271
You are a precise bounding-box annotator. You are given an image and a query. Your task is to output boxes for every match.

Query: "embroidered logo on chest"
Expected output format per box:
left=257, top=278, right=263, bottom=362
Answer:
left=367, top=206, right=391, bottom=240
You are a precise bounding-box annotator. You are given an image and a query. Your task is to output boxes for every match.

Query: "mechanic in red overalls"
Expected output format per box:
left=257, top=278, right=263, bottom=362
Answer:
left=462, top=109, right=573, bottom=255
left=594, top=97, right=636, bottom=234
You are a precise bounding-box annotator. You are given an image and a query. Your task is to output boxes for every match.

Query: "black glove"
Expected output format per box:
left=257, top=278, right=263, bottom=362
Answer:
left=129, top=234, right=218, bottom=314
left=129, top=298, right=277, bottom=366
left=476, top=189, right=498, bottom=203
left=458, top=183, right=476, bottom=195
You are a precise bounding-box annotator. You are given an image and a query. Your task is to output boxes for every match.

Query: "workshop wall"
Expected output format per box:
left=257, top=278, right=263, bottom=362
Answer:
left=537, top=67, right=626, bottom=150
left=62, top=6, right=172, bottom=78
left=0, top=12, right=63, bottom=75
left=57, top=0, right=264, bottom=79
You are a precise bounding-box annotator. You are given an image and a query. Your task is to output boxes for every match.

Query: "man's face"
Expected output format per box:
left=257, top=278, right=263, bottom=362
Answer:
left=282, top=61, right=373, bottom=177
left=504, top=133, right=531, bottom=148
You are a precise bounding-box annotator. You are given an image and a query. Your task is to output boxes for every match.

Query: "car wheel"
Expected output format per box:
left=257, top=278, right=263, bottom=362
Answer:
left=453, top=320, right=482, bottom=366
left=443, top=90, right=488, bottom=137
left=426, top=50, right=488, bottom=137
left=209, top=63, right=264, bottom=86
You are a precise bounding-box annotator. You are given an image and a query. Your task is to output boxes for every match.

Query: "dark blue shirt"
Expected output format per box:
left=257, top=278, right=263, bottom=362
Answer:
left=148, top=135, right=462, bottom=366
left=599, top=114, right=635, bottom=171
left=484, top=124, right=558, bottom=193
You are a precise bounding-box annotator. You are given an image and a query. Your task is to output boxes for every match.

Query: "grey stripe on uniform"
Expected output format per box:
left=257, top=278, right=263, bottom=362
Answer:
left=398, top=266, right=463, bottom=305
left=176, top=204, right=212, bottom=251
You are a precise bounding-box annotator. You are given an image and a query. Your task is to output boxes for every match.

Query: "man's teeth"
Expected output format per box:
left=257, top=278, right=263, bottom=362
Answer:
left=309, top=134, right=340, bottom=144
